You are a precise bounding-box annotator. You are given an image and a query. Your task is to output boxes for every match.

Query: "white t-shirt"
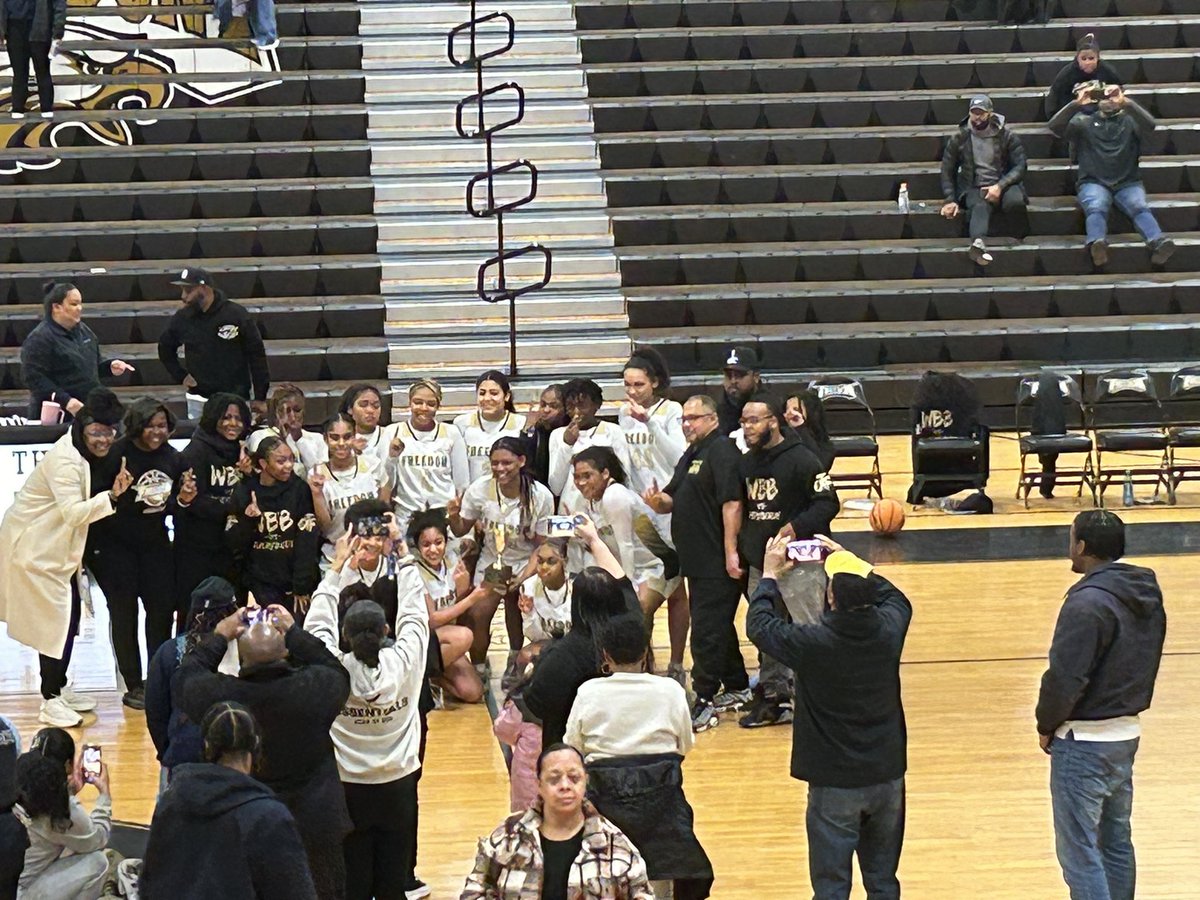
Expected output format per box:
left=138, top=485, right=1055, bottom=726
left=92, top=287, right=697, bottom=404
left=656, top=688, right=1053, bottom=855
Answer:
left=565, top=671, right=694, bottom=763
left=460, top=475, right=555, bottom=573
left=453, top=410, right=527, bottom=483
left=520, top=574, right=572, bottom=643
left=417, top=551, right=459, bottom=615
left=385, top=421, right=471, bottom=525
left=618, top=399, right=685, bottom=495
left=562, top=481, right=665, bottom=586
left=548, top=420, right=634, bottom=510
left=316, top=457, right=387, bottom=561
left=247, top=427, right=328, bottom=480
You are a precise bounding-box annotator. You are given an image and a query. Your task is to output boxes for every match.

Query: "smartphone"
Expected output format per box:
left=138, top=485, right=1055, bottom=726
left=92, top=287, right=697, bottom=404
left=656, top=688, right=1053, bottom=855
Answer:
left=82, top=744, right=102, bottom=780
left=540, top=515, right=583, bottom=537
left=787, top=539, right=826, bottom=563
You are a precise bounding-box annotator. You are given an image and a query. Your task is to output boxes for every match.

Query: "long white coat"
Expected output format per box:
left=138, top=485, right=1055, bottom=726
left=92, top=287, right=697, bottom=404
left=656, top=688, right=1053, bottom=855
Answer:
left=0, top=432, right=115, bottom=657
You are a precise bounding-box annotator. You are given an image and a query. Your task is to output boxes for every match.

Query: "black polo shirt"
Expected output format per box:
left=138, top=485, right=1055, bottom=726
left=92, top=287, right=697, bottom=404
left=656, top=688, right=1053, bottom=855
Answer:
left=664, top=429, right=743, bottom=578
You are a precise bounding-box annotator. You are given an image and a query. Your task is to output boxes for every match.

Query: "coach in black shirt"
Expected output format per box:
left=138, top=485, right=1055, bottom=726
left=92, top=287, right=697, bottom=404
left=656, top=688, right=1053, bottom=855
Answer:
left=644, top=394, right=747, bottom=732
left=157, top=266, right=270, bottom=419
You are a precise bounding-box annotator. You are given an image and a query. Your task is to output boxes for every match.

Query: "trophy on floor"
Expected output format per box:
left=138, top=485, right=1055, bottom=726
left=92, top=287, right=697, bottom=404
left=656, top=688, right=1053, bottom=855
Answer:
left=483, top=522, right=513, bottom=589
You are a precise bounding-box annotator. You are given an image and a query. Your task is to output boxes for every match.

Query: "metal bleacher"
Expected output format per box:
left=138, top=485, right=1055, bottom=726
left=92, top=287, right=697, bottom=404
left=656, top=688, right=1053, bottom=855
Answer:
left=0, top=0, right=385, bottom=421
left=573, top=0, right=1200, bottom=425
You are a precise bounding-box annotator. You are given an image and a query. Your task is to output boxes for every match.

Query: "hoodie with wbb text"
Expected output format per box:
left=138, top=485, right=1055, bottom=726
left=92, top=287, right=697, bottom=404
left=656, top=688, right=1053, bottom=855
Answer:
left=1036, top=562, right=1166, bottom=735
left=139, top=762, right=316, bottom=900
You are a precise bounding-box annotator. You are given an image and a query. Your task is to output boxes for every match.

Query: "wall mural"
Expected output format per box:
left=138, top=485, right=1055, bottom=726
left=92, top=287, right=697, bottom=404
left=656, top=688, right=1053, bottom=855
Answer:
left=0, top=0, right=281, bottom=174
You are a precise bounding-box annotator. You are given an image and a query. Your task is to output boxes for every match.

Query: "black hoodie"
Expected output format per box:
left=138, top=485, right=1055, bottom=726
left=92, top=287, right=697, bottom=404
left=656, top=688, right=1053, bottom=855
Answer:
left=140, top=762, right=317, bottom=900
left=90, top=435, right=184, bottom=546
left=225, top=474, right=320, bottom=603
left=738, top=433, right=839, bottom=568
left=178, top=427, right=246, bottom=551
left=1044, top=58, right=1123, bottom=120
left=1037, top=562, right=1166, bottom=735
left=157, top=290, right=270, bottom=401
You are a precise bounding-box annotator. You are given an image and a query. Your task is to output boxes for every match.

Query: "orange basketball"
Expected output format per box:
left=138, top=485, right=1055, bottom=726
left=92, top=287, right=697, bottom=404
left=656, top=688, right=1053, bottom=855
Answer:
left=869, top=499, right=905, bottom=536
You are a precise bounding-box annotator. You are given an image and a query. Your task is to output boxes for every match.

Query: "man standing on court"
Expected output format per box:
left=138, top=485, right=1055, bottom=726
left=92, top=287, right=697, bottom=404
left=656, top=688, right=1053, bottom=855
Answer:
left=644, top=394, right=747, bottom=733
left=717, top=345, right=761, bottom=437
left=1037, top=510, right=1166, bottom=900
left=737, top=392, right=839, bottom=729
left=157, top=266, right=270, bottom=419
left=747, top=534, right=910, bottom=900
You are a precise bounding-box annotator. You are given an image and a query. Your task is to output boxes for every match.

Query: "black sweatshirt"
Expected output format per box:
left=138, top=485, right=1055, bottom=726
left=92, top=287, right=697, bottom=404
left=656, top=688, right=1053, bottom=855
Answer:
left=176, top=429, right=244, bottom=551
left=1044, top=59, right=1123, bottom=120
left=90, top=436, right=184, bottom=546
left=1049, top=99, right=1156, bottom=192
left=19, top=319, right=108, bottom=417
left=746, top=572, right=912, bottom=788
left=157, top=292, right=269, bottom=401
left=738, top=433, right=839, bottom=569
left=1036, top=562, right=1166, bottom=735
left=225, top=475, right=320, bottom=601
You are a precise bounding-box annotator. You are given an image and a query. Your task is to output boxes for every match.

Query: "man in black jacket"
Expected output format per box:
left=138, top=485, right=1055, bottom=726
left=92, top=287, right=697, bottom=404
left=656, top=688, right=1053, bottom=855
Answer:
left=175, top=604, right=352, bottom=899
left=157, top=266, right=270, bottom=419
left=747, top=535, right=910, bottom=900
left=737, top=393, right=839, bottom=729
left=940, top=95, right=1028, bottom=267
left=1049, top=85, right=1174, bottom=268
left=717, top=345, right=761, bottom=437
left=1037, top=510, right=1165, bottom=900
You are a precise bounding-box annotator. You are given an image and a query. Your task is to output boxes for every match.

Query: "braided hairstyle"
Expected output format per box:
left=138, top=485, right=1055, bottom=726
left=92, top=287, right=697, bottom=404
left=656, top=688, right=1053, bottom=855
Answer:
left=490, top=435, right=537, bottom=532
left=200, top=701, right=262, bottom=769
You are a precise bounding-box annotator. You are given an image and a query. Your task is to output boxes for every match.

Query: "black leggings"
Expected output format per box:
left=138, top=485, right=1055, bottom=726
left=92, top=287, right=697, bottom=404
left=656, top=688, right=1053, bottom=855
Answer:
left=39, top=574, right=81, bottom=700
left=5, top=19, right=53, bottom=114
left=343, top=772, right=420, bottom=900
left=89, top=536, right=175, bottom=689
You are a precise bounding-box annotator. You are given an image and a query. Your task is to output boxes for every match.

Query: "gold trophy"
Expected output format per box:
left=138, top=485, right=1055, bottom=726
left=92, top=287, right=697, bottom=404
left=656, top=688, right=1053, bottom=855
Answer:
left=483, top=521, right=513, bottom=589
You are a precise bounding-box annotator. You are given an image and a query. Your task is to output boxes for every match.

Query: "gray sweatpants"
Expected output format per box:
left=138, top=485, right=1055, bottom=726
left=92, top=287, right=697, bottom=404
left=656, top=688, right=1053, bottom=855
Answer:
left=19, top=851, right=109, bottom=900
left=749, top=564, right=826, bottom=701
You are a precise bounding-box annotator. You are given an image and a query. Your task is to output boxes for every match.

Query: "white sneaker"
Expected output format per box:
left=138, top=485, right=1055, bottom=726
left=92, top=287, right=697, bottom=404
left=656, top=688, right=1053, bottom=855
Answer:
left=39, top=696, right=83, bottom=727
left=253, top=38, right=280, bottom=51
left=10, top=112, right=24, bottom=119
left=59, top=685, right=97, bottom=712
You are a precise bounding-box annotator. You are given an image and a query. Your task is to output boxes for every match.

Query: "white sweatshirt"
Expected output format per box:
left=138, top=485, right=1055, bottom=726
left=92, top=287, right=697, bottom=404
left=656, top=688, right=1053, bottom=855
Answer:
left=520, top=574, right=573, bottom=642
left=247, top=427, right=328, bottom=480
left=561, top=482, right=664, bottom=586
left=452, top=410, right=527, bottom=482
left=565, top=672, right=694, bottom=763
left=618, top=399, right=685, bottom=495
left=17, top=794, right=112, bottom=891
left=548, top=420, right=634, bottom=510
left=385, top=421, right=470, bottom=527
left=305, top=565, right=429, bottom=784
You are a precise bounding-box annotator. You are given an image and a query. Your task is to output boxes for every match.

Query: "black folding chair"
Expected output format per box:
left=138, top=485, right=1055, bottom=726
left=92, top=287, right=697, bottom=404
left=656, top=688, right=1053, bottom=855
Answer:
left=1015, top=373, right=1096, bottom=507
left=1166, top=366, right=1200, bottom=502
left=909, top=424, right=990, bottom=505
left=808, top=375, right=883, bottom=499
left=1086, top=368, right=1170, bottom=506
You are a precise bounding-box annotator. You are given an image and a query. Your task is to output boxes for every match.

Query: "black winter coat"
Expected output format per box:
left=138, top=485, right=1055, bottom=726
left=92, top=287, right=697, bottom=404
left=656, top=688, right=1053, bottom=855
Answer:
left=586, top=753, right=713, bottom=898
left=1036, top=563, right=1166, bottom=735
left=139, top=762, right=317, bottom=900
left=19, top=319, right=107, bottom=417
left=0, top=0, right=66, bottom=44
left=940, top=114, right=1028, bottom=203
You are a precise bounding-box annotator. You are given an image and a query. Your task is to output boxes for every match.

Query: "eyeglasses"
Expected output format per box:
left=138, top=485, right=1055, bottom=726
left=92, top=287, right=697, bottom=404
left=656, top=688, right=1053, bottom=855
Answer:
left=739, top=415, right=776, bottom=427
left=83, top=427, right=116, bottom=440
left=681, top=413, right=716, bottom=424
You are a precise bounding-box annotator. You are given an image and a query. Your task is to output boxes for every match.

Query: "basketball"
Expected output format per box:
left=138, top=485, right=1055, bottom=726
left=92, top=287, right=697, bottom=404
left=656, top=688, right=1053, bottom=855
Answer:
left=869, top=499, right=906, bottom=536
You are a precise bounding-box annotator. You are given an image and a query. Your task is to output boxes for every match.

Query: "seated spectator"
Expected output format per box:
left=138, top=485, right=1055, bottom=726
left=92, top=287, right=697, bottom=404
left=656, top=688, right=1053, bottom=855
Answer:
left=1044, top=34, right=1123, bottom=120
left=144, top=577, right=241, bottom=785
left=939, top=95, right=1028, bottom=267
left=175, top=604, right=351, bottom=897
left=566, top=615, right=712, bottom=899
left=1049, top=84, right=1175, bottom=269
left=0, top=716, right=27, bottom=898
left=14, top=729, right=112, bottom=900
left=140, top=701, right=316, bottom=899
left=460, top=744, right=654, bottom=900
left=784, top=390, right=836, bottom=471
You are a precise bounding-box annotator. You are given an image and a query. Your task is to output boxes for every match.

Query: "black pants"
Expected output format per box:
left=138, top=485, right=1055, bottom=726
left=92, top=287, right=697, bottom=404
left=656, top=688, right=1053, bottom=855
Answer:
left=175, top=542, right=230, bottom=631
left=5, top=19, right=53, bottom=114
left=404, top=706, right=428, bottom=885
left=39, top=574, right=82, bottom=700
left=964, top=184, right=1027, bottom=241
left=343, top=771, right=420, bottom=900
left=89, top=536, right=175, bottom=689
left=686, top=575, right=748, bottom=701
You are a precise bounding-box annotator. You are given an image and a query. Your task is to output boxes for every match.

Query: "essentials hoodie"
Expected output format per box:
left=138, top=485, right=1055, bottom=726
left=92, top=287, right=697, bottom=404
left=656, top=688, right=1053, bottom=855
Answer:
left=1036, top=562, right=1166, bottom=735
left=738, top=433, right=839, bottom=568
left=304, top=566, right=429, bottom=784
left=225, top=475, right=320, bottom=601
left=139, top=762, right=317, bottom=900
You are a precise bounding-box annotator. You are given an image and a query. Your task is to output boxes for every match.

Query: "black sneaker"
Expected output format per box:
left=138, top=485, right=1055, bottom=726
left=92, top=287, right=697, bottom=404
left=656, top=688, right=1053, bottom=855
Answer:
left=122, top=686, right=146, bottom=710
left=1088, top=239, right=1109, bottom=267
left=739, top=694, right=790, bottom=729
left=1150, top=236, right=1176, bottom=266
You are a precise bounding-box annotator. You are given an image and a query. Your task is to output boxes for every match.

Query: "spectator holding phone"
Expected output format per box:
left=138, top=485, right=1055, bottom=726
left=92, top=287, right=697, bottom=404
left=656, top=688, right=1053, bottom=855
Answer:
left=939, top=96, right=1028, bottom=267
left=13, top=727, right=112, bottom=900
left=1049, top=82, right=1175, bottom=268
left=746, top=535, right=912, bottom=900
left=1044, top=34, right=1123, bottom=120
left=141, top=701, right=317, bottom=900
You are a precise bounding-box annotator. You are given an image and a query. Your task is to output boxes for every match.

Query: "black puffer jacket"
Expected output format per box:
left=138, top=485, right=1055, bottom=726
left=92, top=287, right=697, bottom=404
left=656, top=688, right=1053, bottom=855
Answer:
left=19, top=319, right=106, bottom=418
left=940, top=113, right=1028, bottom=204
left=0, top=0, right=66, bottom=44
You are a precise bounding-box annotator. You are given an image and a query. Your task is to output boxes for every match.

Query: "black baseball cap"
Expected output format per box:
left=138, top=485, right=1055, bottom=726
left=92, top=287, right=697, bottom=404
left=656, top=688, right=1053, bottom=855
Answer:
left=171, top=266, right=215, bottom=288
left=723, top=345, right=762, bottom=373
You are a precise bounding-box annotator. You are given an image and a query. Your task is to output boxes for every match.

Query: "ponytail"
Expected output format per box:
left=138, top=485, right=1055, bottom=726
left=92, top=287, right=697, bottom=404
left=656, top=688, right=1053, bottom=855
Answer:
left=342, top=600, right=388, bottom=669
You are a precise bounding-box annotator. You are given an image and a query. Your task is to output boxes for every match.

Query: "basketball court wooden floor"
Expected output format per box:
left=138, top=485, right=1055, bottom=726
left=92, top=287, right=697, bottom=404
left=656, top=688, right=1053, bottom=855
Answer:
left=1, top=436, right=1198, bottom=898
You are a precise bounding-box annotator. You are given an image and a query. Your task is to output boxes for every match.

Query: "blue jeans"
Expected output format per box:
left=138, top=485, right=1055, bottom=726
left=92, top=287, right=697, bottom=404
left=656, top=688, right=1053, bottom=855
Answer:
left=215, top=0, right=276, bottom=43
left=1050, top=736, right=1139, bottom=900
left=806, top=777, right=904, bottom=900
left=1077, top=182, right=1162, bottom=245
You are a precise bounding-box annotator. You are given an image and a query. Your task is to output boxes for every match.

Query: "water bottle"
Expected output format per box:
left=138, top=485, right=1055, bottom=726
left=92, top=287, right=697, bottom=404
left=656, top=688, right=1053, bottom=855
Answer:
left=1122, top=470, right=1135, bottom=507
left=897, top=182, right=911, bottom=214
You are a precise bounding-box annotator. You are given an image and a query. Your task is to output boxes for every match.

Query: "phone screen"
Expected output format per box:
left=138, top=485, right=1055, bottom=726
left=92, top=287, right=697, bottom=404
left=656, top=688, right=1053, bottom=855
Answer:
left=83, top=745, right=101, bottom=778
left=787, top=539, right=825, bottom=563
